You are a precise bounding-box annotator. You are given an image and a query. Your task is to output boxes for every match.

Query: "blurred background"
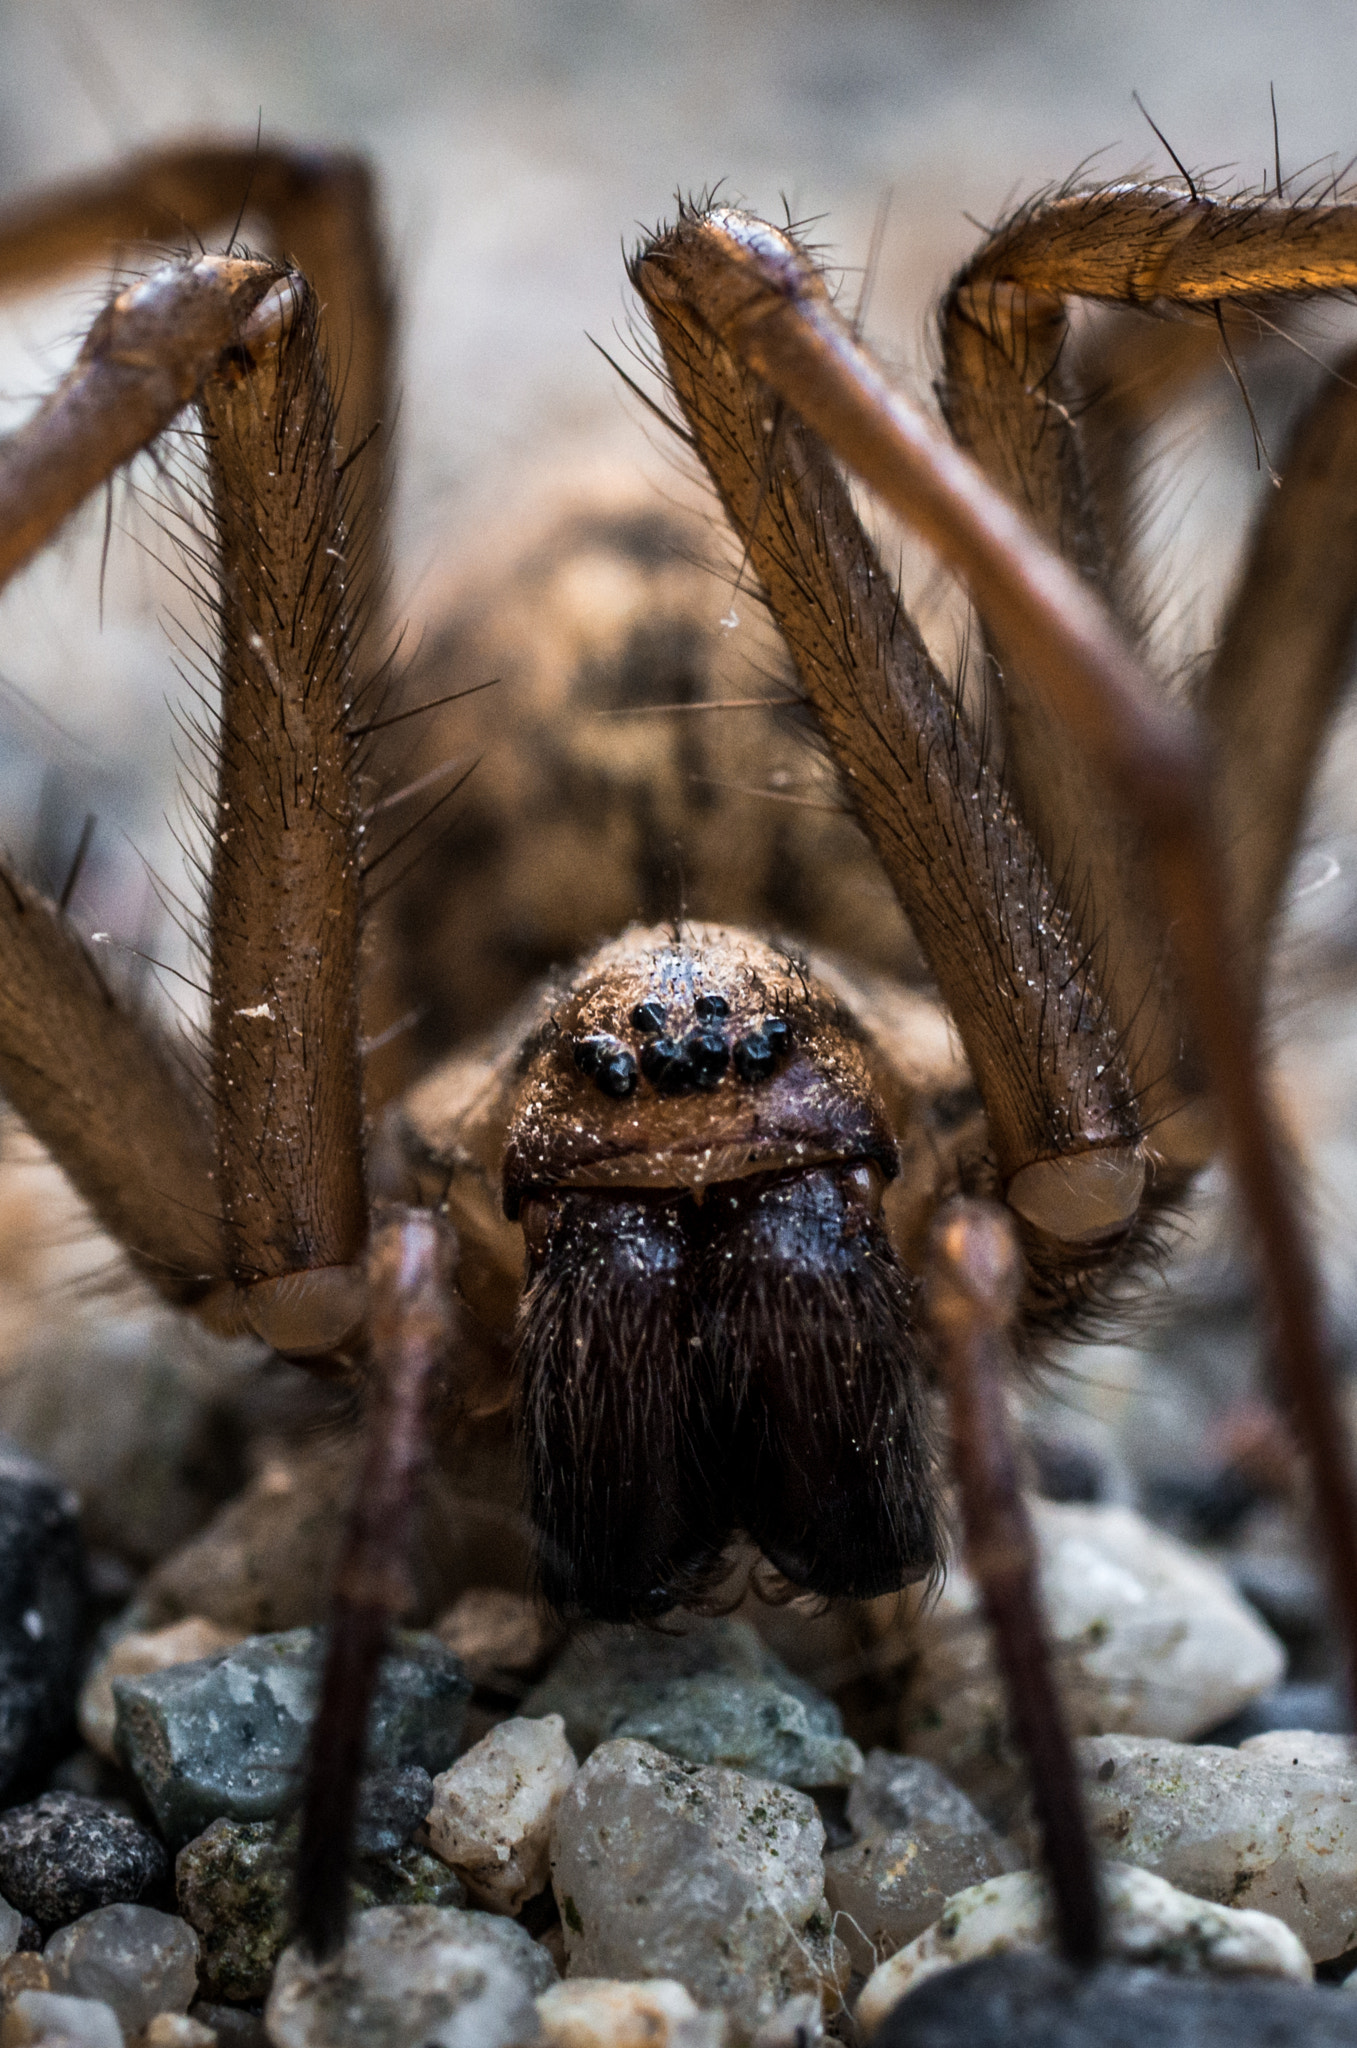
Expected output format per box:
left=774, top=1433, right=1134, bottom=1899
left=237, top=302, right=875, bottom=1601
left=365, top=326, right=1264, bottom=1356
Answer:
left=1, top=0, right=1357, bottom=1625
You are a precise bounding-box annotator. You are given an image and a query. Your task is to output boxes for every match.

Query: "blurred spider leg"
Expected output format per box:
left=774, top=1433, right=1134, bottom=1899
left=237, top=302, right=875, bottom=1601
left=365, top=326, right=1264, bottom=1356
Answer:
left=0, top=864, right=223, bottom=1297
left=636, top=205, right=1357, bottom=1718
left=636, top=219, right=1145, bottom=1288
left=926, top=1197, right=1101, bottom=1964
left=943, top=188, right=1357, bottom=1168
left=0, top=254, right=280, bottom=591
left=1198, top=341, right=1357, bottom=994
left=193, top=270, right=369, bottom=1361
left=294, top=1205, right=458, bottom=1959
left=0, top=141, right=393, bottom=504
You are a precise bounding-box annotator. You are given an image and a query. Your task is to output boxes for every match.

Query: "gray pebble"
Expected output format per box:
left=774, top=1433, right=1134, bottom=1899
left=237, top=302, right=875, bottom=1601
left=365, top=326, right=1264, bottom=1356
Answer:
left=176, top=1816, right=466, bottom=2002
left=0, top=1318, right=253, bottom=1567
left=550, top=1738, right=845, bottom=2034
left=0, top=1794, right=167, bottom=1930
left=871, top=1952, right=1357, bottom=2047
left=189, top=2003, right=268, bottom=2048
left=611, top=1673, right=860, bottom=1789
left=265, top=1904, right=556, bottom=2048
left=0, top=1442, right=87, bottom=1798
left=113, top=1627, right=469, bottom=1845
left=525, top=1618, right=857, bottom=1786
left=826, top=1753, right=1019, bottom=1972
left=354, top=1767, right=435, bottom=1858
left=43, top=1904, right=199, bottom=2034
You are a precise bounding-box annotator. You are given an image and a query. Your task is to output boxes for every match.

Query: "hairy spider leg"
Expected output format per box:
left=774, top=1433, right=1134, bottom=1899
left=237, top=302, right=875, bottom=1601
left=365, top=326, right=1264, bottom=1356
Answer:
left=634, top=203, right=1357, bottom=1743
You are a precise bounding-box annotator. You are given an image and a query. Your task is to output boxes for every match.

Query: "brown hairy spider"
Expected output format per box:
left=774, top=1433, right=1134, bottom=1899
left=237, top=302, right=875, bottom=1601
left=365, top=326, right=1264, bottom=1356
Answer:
left=0, top=141, right=1353, bottom=1974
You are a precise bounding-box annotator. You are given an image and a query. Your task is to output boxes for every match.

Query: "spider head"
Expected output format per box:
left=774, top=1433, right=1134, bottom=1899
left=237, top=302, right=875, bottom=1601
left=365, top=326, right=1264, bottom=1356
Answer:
left=504, top=927, right=941, bottom=1621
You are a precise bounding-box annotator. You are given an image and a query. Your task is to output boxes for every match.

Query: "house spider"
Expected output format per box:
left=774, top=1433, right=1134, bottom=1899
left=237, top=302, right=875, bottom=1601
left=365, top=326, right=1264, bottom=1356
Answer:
left=0, top=141, right=1353, bottom=1983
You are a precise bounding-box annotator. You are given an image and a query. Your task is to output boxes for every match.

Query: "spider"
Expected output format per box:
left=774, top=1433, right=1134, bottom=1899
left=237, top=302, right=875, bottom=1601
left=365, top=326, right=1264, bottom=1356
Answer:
left=0, top=140, right=1352, bottom=1982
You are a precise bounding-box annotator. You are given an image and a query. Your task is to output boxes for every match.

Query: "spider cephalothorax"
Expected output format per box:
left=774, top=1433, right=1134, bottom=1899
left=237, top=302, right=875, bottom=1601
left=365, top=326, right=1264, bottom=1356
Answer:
left=0, top=143, right=1353, bottom=1968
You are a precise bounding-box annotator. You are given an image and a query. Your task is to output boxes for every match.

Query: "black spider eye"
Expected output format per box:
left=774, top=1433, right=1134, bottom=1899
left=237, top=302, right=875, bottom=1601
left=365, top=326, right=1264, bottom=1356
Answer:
left=733, top=1031, right=774, bottom=1083
left=573, top=1035, right=638, bottom=1098
left=686, top=1030, right=730, bottom=1089
left=694, top=993, right=730, bottom=1020
left=761, top=1015, right=793, bottom=1058
left=630, top=1000, right=667, bottom=1033
left=641, top=1036, right=697, bottom=1092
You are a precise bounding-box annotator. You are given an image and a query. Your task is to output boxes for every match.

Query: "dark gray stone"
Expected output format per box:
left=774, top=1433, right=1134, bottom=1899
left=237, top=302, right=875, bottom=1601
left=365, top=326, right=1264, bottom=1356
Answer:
left=874, top=1951, right=1357, bottom=2046
left=524, top=1616, right=858, bottom=1786
left=113, top=1627, right=469, bottom=1845
left=177, top=1815, right=467, bottom=2002
left=355, top=1766, right=434, bottom=1857
left=0, top=1441, right=87, bottom=1797
left=0, top=1792, right=168, bottom=1930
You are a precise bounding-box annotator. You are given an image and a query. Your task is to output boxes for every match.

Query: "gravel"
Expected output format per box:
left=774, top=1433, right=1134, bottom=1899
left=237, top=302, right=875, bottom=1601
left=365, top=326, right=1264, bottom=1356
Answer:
left=0, top=1795, right=168, bottom=1931
left=264, top=1904, right=557, bottom=2048
left=42, top=1904, right=200, bottom=2034
left=855, top=1863, right=1312, bottom=2031
left=426, top=1714, right=576, bottom=1913
left=112, top=1627, right=469, bottom=1845
left=550, top=1738, right=846, bottom=2036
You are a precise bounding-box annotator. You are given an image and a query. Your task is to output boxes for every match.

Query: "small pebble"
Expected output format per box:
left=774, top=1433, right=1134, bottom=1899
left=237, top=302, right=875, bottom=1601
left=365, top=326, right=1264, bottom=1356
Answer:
left=871, top=1951, right=1357, bottom=2048
left=0, top=1796, right=167, bottom=1931
left=176, top=1816, right=466, bottom=2002
left=1080, top=1731, right=1357, bottom=1960
left=1206, top=1679, right=1350, bottom=1743
left=550, top=1739, right=846, bottom=2035
left=426, top=1715, right=576, bottom=1913
left=264, top=1904, right=557, bottom=2048
left=525, top=1619, right=858, bottom=1788
left=0, top=1317, right=281, bottom=1571
left=535, top=1976, right=726, bottom=2046
left=855, top=1863, right=1311, bottom=2035
left=434, top=1591, right=562, bottom=1690
left=139, top=2017, right=216, bottom=2048
left=898, top=1500, right=1285, bottom=1818
left=824, top=1753, right=1019, bottom=1971
left=0, top=1442, right=87, bottom=1797
left=113, top=1627, right=469, bottom=1845
left=79, top=1620, right=245, bottom=1763
left=1, top=1990, right=124, bottom=2048
left=43, top=1907, right=199, bottom=2035
left=0, top=1955, right=50, bottom=2000
left=138, top=1441, right=514, bottom=1638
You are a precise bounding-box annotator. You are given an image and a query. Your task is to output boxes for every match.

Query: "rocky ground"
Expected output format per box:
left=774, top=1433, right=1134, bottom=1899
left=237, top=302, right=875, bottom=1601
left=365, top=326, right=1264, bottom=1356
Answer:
left=0, top=1169, right=1351, bottom=2045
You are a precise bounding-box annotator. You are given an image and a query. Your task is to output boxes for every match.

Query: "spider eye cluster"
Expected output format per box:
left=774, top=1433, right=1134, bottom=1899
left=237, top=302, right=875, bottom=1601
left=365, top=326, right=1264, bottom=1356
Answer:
left=572, top=998, right=795, bottom=1100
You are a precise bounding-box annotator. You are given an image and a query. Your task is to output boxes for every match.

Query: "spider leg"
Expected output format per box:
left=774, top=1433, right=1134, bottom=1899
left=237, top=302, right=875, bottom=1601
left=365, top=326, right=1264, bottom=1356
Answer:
left=633, top=205, right=1357, bottom=1722
left=942, top=187, right=1357, bottom=1163
left=925, top=1196, right=1100, bottom=1968
left=0, top=141, right=392, bottom=530
left=1199, top=341, right=1357, bottom=994
left=294, top=1204, right=458, bottom=1958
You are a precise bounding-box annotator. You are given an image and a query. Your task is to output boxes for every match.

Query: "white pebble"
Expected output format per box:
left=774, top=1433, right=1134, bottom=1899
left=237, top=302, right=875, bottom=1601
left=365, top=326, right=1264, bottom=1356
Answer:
left=426, top=1715, right=577, bottom=1914
left=1, top=1991, right=124, bottom=2048
left=899, top=1500, right=1284, bottom=1816
left=266, top=1903, right=556, bottom=2048
left=139, top=2019, right=217, bottom=2048
left=79, top=1620, right=243, bottom=1762
left=535, top=1977, right=726, bottom=2046
left=44, top=1907, right=199, bottom=2037
left=551, top=1740, right=845, bottom=2035
left=855, top=1862, right=1311, bottom=2037
left=1080, top=1731, right=1357, bottom=1960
